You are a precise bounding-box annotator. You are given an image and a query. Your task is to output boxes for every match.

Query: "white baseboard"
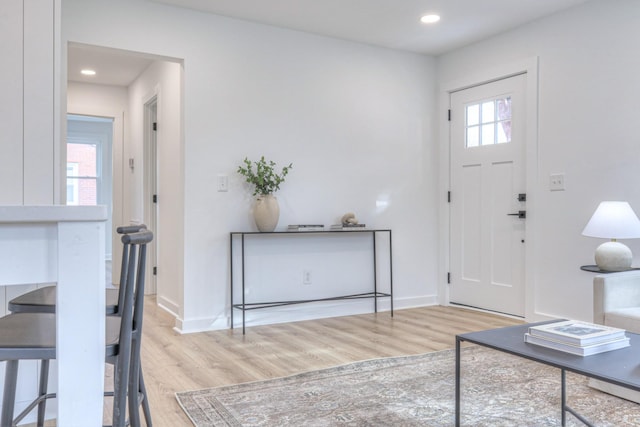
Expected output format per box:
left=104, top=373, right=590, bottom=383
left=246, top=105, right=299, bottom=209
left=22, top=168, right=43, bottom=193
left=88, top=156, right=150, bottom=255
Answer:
left=172, top=294, right=437, bottom=334
left=174, top=315, right=228, bottom=334
left=157, top=295, right=180, bottom=318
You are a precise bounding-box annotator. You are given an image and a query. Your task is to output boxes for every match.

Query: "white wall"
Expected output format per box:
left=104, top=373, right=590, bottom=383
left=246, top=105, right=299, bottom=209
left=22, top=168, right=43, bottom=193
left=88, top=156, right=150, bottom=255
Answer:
left=437, top=0, right=640, bottom=321
left=63, top=0, right=437, bottom=332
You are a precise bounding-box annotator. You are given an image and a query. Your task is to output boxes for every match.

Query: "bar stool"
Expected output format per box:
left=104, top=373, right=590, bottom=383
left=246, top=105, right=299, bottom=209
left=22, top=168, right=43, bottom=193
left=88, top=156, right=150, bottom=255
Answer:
left=6, top=224, right=152, bottom=425
left=0, top=229, right=153, bottom=427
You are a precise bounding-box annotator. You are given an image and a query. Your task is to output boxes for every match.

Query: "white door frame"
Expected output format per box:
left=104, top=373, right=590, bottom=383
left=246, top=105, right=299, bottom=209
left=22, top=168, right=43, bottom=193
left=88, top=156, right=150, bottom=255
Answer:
left=143, top=92, right=159, bottom=295
left=438, top=57, right=539, bottom=321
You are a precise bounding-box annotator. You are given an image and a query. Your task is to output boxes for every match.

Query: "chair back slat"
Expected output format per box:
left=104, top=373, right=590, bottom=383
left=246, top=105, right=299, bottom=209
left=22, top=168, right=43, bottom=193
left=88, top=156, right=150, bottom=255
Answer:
left=115, top=224, right=146, bottom=315
left=112, top=229, right=153, bottom=426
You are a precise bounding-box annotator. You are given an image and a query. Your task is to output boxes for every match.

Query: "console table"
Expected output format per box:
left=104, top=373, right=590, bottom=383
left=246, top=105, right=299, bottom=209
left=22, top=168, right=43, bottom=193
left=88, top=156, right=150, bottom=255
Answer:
left=230, top=229, right=393, bottom=334
left=456, top=322, right=640, bottom=426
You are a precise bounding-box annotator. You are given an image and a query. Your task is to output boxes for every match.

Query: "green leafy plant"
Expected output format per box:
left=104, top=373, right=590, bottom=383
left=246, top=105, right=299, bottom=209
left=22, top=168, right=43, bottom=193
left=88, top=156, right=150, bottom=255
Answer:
left=237, top=156, right=293, bottom=196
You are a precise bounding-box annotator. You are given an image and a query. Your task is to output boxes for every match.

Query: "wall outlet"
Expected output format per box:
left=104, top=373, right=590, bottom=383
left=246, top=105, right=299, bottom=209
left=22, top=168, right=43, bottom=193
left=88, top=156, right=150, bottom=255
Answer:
left=303, top=270, right=312, bottom=285
left=549, top=173, right=565, bottom=191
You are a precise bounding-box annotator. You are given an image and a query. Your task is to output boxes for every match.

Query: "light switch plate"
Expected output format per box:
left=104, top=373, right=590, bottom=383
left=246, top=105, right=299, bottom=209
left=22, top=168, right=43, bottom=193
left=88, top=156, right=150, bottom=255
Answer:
left=217, top=174, right=228, bottom=192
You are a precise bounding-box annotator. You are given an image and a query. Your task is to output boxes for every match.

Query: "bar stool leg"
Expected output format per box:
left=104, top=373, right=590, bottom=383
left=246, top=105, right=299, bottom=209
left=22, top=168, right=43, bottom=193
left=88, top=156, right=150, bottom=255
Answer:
left=139, top=371, right=152, bottom=426
left=37, top=360, right=50, bottom=426
left=2, top=360, right=19, bottom=427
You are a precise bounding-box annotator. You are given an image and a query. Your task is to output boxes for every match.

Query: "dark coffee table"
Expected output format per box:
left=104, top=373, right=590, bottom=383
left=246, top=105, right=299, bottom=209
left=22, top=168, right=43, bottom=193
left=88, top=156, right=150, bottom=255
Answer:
left=455, top=321, right=640, bottom=426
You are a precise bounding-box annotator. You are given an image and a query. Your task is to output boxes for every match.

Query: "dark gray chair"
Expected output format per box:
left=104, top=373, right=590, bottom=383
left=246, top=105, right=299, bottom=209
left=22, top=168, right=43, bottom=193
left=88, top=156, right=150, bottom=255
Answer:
left=8, top=224, right=147, bottom=314
left=0, top=229, right=154, bottom=427
left=6, top=224, right=152, bottom=425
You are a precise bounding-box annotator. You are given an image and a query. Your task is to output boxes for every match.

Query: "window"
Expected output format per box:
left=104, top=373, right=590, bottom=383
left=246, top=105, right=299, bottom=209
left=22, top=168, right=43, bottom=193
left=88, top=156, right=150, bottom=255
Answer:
left=465, top=97, right=512, bottom=147
left=66, top=142, right=98, bottom=206
left=66, top=164, right=79, bottom=205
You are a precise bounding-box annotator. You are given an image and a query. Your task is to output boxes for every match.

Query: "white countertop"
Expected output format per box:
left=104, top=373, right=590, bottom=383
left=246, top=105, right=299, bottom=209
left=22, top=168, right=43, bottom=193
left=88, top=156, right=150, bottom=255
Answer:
left=0, top=205, right=107, bottom=223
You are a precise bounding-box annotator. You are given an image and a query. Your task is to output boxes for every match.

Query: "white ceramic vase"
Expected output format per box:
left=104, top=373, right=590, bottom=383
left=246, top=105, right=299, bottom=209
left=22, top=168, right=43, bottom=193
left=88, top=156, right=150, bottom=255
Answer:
left=253, top=194, right=280, bottom=232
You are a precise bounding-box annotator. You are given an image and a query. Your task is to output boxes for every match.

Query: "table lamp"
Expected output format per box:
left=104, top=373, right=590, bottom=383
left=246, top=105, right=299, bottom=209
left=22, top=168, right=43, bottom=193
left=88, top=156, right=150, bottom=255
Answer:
left=582, top=201, right=640, bottom=271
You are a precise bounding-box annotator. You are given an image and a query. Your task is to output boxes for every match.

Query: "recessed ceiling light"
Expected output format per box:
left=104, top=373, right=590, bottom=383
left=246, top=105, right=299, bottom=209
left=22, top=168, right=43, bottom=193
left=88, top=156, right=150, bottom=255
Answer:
left=81, top=69, right=96, bottom=76
left=420, top=14, right=441, bottom=24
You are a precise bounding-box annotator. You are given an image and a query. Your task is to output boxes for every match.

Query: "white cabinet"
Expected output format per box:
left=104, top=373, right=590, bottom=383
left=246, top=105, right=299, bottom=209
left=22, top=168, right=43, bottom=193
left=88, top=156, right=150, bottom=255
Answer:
left=0, top=0, right=59, bottom=205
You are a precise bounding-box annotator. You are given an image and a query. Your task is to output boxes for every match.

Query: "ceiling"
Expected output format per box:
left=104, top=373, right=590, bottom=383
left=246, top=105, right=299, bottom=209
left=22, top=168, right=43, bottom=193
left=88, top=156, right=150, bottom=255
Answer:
left=68, top=0, right=590, bottom=86
left=68, top=43, right=157, bottom=87
left=154, top=0, right=590, bottom=54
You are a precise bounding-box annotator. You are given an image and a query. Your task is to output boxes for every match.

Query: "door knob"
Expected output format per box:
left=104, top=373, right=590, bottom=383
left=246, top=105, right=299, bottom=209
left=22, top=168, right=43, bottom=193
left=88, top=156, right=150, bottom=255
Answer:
left=507, top=211, right=526, bottom=219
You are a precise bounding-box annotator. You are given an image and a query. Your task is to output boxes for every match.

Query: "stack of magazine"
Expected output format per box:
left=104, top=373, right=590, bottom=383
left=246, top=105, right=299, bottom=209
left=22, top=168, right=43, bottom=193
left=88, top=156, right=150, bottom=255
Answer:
left=524, top=320, right=629, bottom=356
left=329, top=223, right=366, bottom=230
left=287, top=224, right=324, bottom=231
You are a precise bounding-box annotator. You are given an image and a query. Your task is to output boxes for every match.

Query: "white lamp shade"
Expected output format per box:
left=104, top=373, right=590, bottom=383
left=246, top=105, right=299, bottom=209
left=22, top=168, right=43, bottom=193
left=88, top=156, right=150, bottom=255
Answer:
left=582, top=201, right=640, bottom=239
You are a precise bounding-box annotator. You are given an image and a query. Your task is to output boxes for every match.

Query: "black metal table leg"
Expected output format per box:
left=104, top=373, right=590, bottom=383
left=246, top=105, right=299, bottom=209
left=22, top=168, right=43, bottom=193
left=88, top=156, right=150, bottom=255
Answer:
left=241, top=233, right=246, bottom=335
left=388, top=230, right=393, bottom=316
left=561, top=369, right=566, bottom=426
left=455, top=337, right=461, bottom=426
left=562, top=368, right=595, bottom=426
left=373, top=231, right=378, bottom=313
left=230, top=233, right=234, bottom=329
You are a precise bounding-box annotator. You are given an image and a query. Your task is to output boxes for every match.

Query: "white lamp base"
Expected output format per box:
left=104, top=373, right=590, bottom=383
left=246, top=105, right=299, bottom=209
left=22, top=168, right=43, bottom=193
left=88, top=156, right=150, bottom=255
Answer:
left=595, top=241, right=633, bottom=271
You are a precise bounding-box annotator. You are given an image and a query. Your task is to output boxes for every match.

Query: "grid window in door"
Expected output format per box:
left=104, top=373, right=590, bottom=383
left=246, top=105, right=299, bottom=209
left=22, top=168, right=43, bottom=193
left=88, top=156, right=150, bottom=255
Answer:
left=465, top=97, right=512, bottom=147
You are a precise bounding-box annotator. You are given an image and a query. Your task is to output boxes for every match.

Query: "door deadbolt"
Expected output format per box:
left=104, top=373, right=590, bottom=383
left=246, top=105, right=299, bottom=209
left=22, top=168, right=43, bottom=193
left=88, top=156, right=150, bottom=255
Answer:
left=507, top=211, right=526, bottom=219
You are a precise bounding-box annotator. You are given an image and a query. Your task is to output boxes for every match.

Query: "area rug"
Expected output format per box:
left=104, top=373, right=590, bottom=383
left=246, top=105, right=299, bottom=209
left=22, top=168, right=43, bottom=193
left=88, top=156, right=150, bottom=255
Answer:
left=176, top=346, right=640, bottom=426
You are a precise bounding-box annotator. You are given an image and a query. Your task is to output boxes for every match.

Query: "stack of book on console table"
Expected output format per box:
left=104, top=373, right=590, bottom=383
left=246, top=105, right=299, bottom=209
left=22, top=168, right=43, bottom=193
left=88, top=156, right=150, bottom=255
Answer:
left=524, top=320, right=629, bottom=356
left=330, top=223, right=366, bottom=230
left=287, top=224, right=324, bottom=231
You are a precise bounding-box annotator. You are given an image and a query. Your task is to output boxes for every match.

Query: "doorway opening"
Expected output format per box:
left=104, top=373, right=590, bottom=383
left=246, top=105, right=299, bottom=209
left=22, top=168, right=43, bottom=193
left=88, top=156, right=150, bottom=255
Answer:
left=66, top=41, right=184, bottom=317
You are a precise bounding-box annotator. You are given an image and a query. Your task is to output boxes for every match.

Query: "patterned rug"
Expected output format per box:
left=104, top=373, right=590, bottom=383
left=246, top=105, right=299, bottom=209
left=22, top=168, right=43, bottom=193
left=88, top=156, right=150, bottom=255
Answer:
left=176, top=346, right=640, bottom=426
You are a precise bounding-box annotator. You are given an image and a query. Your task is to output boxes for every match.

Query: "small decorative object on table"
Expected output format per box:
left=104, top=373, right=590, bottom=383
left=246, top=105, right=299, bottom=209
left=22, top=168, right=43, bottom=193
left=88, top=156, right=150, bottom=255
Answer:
left=237, top=156, right=292, bottom=232
left=330, top=213, right=366, bottom=230
left=524, top=320, right=629, bottom=356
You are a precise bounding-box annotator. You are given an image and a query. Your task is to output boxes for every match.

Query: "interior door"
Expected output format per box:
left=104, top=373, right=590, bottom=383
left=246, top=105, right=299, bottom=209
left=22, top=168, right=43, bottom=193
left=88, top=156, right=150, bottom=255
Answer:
left=144, top=97, right=158, bottom=295
left=449, top=74, right=526, bottom=317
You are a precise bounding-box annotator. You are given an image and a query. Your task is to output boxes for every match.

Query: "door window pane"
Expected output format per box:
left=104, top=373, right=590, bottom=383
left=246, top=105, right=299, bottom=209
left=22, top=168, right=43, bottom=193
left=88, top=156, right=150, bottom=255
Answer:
left=482, top=124, right=495, bottom=146
left=481, top=101, right=495, bottom=123
left=466, top=104, right=479, bottom=126
left=497, top=120, right=511, bottom=144
left=497, top=98, right=511, bottom=120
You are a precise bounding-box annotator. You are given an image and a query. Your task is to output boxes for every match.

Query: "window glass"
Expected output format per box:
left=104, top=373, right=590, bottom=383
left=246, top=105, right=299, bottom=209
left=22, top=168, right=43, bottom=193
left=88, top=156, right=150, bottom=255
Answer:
left=497, top=120, right=511, bottom=144
left=482, top=124, right=495, bottom=146
left=481, top=101, right=494, bottom=123
left=66, top=143, right=98, bottom=206
left=467, top=127, right=479, bottom=147
left=466, top=104, right=479, bottom=126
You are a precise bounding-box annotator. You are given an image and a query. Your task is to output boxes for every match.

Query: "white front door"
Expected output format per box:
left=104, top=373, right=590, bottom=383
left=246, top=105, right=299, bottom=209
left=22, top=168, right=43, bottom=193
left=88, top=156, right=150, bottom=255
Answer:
left=449, top=74, right=527, bottom=317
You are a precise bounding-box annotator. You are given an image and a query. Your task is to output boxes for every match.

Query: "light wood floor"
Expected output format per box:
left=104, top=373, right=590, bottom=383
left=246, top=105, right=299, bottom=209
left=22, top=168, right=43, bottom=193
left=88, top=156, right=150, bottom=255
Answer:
left=138, top=298, right=521, bottom=426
